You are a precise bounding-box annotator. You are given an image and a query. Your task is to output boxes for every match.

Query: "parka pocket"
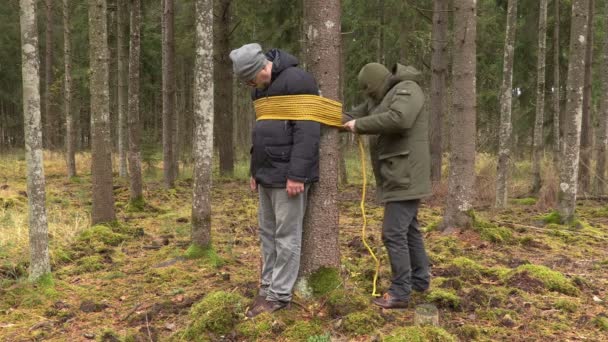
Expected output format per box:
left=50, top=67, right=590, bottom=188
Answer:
left=265, top=145, right=292, bottom=162
left=378, top=150, right=411, bottom=191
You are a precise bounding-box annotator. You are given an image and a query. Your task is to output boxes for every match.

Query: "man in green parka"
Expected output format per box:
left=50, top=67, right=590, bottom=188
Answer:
left=344, top=62, right=431, bottom=309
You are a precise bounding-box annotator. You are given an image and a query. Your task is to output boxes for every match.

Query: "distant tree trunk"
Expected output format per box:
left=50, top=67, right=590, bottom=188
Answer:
left=377, top=0, right=385, bottom=64
left=20, top=0, right=51, bottom=281
left=43, top=0, right=54, bottom=149
left=495, top=0, right=518, bottom=208
left=117, top=0, right=128, bottom=177
left=108, top=0, right=117, bottom=149
left=191, top=0, right=214, bottom=247
left=595, top=0, right=608, bottom=195
left=558, top=0, right=590, bottom=222
left=89, top=0, right=116, bottom=224
left=162, top=0, right=176, bottom=188
left=578, top=0, right=594, bottom=194
left=128, top=0, right=143, bottom=202
left=214, top=0, right=234, bottom=176
left=430, top=0, right=448, bottom=183
left=441, top=0, right=476, bottom=233
left=300, top=0, right=341, bottom=276
left=532, top=0, right=549, bottom=194
left=63, top=0, right=76, bottom=178
left=552, top=0, right=561, bottom=165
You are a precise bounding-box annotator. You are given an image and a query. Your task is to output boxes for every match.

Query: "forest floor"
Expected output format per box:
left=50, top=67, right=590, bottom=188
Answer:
left=0, top=152, right=607, bottom=341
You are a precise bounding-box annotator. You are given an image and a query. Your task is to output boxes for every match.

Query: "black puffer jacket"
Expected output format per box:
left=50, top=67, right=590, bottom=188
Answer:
left=250, top=49, right=321, bottom=188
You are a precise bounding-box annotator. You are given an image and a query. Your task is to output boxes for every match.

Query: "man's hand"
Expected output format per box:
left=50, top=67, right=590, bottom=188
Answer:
left=343, top=120, right=357, bottom=133
left=286, top=179, right=305, bottom=197
left=250, top=177, right=257, bottom=191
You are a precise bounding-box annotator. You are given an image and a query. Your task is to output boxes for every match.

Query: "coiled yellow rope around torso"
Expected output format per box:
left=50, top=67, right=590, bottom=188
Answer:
left=254, top=94, right=381, bottom=297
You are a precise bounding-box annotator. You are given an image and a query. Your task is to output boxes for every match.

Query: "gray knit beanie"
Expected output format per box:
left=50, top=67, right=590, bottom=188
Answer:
left=229, top=43, right=268, bottom=82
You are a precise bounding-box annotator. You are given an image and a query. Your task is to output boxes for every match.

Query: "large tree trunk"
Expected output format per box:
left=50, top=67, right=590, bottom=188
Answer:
left=299, top=0, right=341, bottom=277
left=108, top=0, right=117, bottom=150
left=495, top=0, right=518, bottom=208
left=191, top=0, right=214, bottom=247
left=89, top=0, right=116, bottom=224
left=64, top=0, right=76, bottom=178
left=162, top=0, right=176, bottom=188
left=441, top=0, right=476, bottom=233
left=532, top=0, right=549, bottom=194
left=43, top=0, right=54, bottom=149
left=595, top=0, right=608, bottom=195
left=128, top=0, right=143, bottom=202
left=213, top=0, right=234, bottom=176
left=558, top=0, right=590, bottom=222
left=117, top=0, right=128, bottom=177
left=430, top=0, right=449, bottom=183
left=578, top=0, right=594, bottom=195
left=20, top=0, right=51, bottom=281
left=552, top=0, right=561, bottom=165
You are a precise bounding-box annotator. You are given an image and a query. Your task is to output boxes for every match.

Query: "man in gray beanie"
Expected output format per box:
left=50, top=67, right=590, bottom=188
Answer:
left=230, top=43, right=321, bottom=317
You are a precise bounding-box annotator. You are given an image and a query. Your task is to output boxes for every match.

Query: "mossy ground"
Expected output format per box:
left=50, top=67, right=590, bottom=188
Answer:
left=0, top=152, right=607, bottom=340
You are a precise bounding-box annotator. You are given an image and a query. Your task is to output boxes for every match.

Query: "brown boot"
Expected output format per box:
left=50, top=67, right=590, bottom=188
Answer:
left=246, top=299, right=290, bottom=318
left=373, top=293, right=409, bottom=309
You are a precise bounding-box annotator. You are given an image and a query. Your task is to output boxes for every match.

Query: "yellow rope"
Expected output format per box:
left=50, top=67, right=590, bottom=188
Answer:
left=254, top=94, right=380, bottom=297
left=358, top=136, right=381, bottom=297
left=254, top=95, right=343, bottom=127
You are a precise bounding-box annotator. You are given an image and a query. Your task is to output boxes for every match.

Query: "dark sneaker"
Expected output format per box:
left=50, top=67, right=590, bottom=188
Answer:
left=246, top=299, right=290, bottom=318
left=373, top=293, right=409, bottom=309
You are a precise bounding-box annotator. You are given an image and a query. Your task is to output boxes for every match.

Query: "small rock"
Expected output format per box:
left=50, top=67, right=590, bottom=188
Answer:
left=80, top=300, right=108, bottom=313
left=593, top=295, right=603, bottom=303
left=119, top=296, right=127, bottom=301
left=500, top=314, right=515, bottom=328
left=164, top=323, right=176, bottom=331
left=84, top=333, right=95, bottom=339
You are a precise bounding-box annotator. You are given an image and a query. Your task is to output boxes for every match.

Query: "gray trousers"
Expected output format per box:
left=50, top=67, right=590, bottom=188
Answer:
left=258, top=184, right=309, bottom=302
left=383, top=199, right=430, bottom=300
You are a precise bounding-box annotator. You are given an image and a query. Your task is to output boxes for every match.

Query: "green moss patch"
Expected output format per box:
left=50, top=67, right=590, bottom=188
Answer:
left=309, top=267, right=342, bottom=297
left=326, top=289, right=368, bottom=318
left=426, top=289, right=461, bottom=309
left=503, top=264, right=579, bottom=296
left=235, top=312, right=274, bottom=340
left=184, top=244, right=224, bottom=268
left=184, top=291, right=245, bottom=337
left=281, top=320, right=324, bottom=341
left=384, top=326, right=456, bottom=342
left=341, top=309, right=383, bottom=335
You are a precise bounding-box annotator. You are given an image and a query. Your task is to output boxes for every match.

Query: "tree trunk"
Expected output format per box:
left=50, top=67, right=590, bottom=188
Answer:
left=430, top=0, right=449, bottom=183
left=63, top=0, right=76, bottom=178
left=117, top=0, right=128, bottom=177
left=191, top=0, right=214, bottom=247
left=300, top=0, right=341, bottom=276
left=20, top=0, right=51, bottom=281
left=558, top=0, right=590, bottom=222
left=595, top=0, right=608, bottom=195
left=377, top=0, right=385, bottom=64
left=532, top=0, right=549, bottom=194
left=108, top=0, right=117, bottom=150
left=89, top=0, right=116, bottom=224
left=552, top=0, right=561, bottom=165
left=128, top=0, right=143, bottom=202
left=441, top=0, right=476, bottom=233
left=162, top=0, right=176, bottom=188
left=495, top=0, right=518, bottom=208
left=43, top=0, right=54, bottom=149
left=214, top=0, right=234, bottom=176
left=578, top=0, right=594, bottom=194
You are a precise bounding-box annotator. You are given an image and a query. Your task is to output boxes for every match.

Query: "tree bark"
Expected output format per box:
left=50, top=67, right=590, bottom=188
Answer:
left=595, top=0, right=608, bottom=195
left=441, top=0, right=476, bottom=233
left=430, top=0, right=449, bottom=183
left=108, top=0, right=117, bottom=150
left=495, top=0, right=518, bottom=208
left=213, top=0, right=234, bottom=176
left=63, top=0, right=76, bottom=178
left=43, top=0, right=54, bottom=149
left=558, top=0, right=590, bottom=222
left=552, top=0, right=561, bottom=165
left=128, top=0, right=143, bottom=202
left=191, top=0, right=214, bottom=247
left=162, top=0, right=176, bottom=188
left=532, top=0, right=549, bottom=194
left=578, top=0, right=594, bottom=194
left=117, top=0, right=128, bottom=177
left=20, top=0, right=52, bottom=281
left=89, top=0, right=116, bottom=224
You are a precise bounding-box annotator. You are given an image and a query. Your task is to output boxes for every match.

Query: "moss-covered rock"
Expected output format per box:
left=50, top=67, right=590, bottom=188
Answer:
left=281, top=320, right=324, bottom=342
left=503, top=264, right=579, bottom=296
left=184, top=291, right=245, bottom=337
left=308, top=267, right=342, bottom=297
left=426, top=289, right=461, bottom=309
left=341, top=309, right=384, bottom=335
left=326, top=289, right=368, bottom=318
left=384, top=326, right=456, bottom=342
left=77, top=225, right=126, bottom=247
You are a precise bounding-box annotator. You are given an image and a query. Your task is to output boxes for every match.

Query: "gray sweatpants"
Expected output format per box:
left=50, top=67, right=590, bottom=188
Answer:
left=258, top=184, right=309, bottom=302
left=383, top=199, right=431, bottom=300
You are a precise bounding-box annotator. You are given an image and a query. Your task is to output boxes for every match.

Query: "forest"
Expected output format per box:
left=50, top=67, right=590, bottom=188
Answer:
left=0, top=0, right=607, bottom=340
